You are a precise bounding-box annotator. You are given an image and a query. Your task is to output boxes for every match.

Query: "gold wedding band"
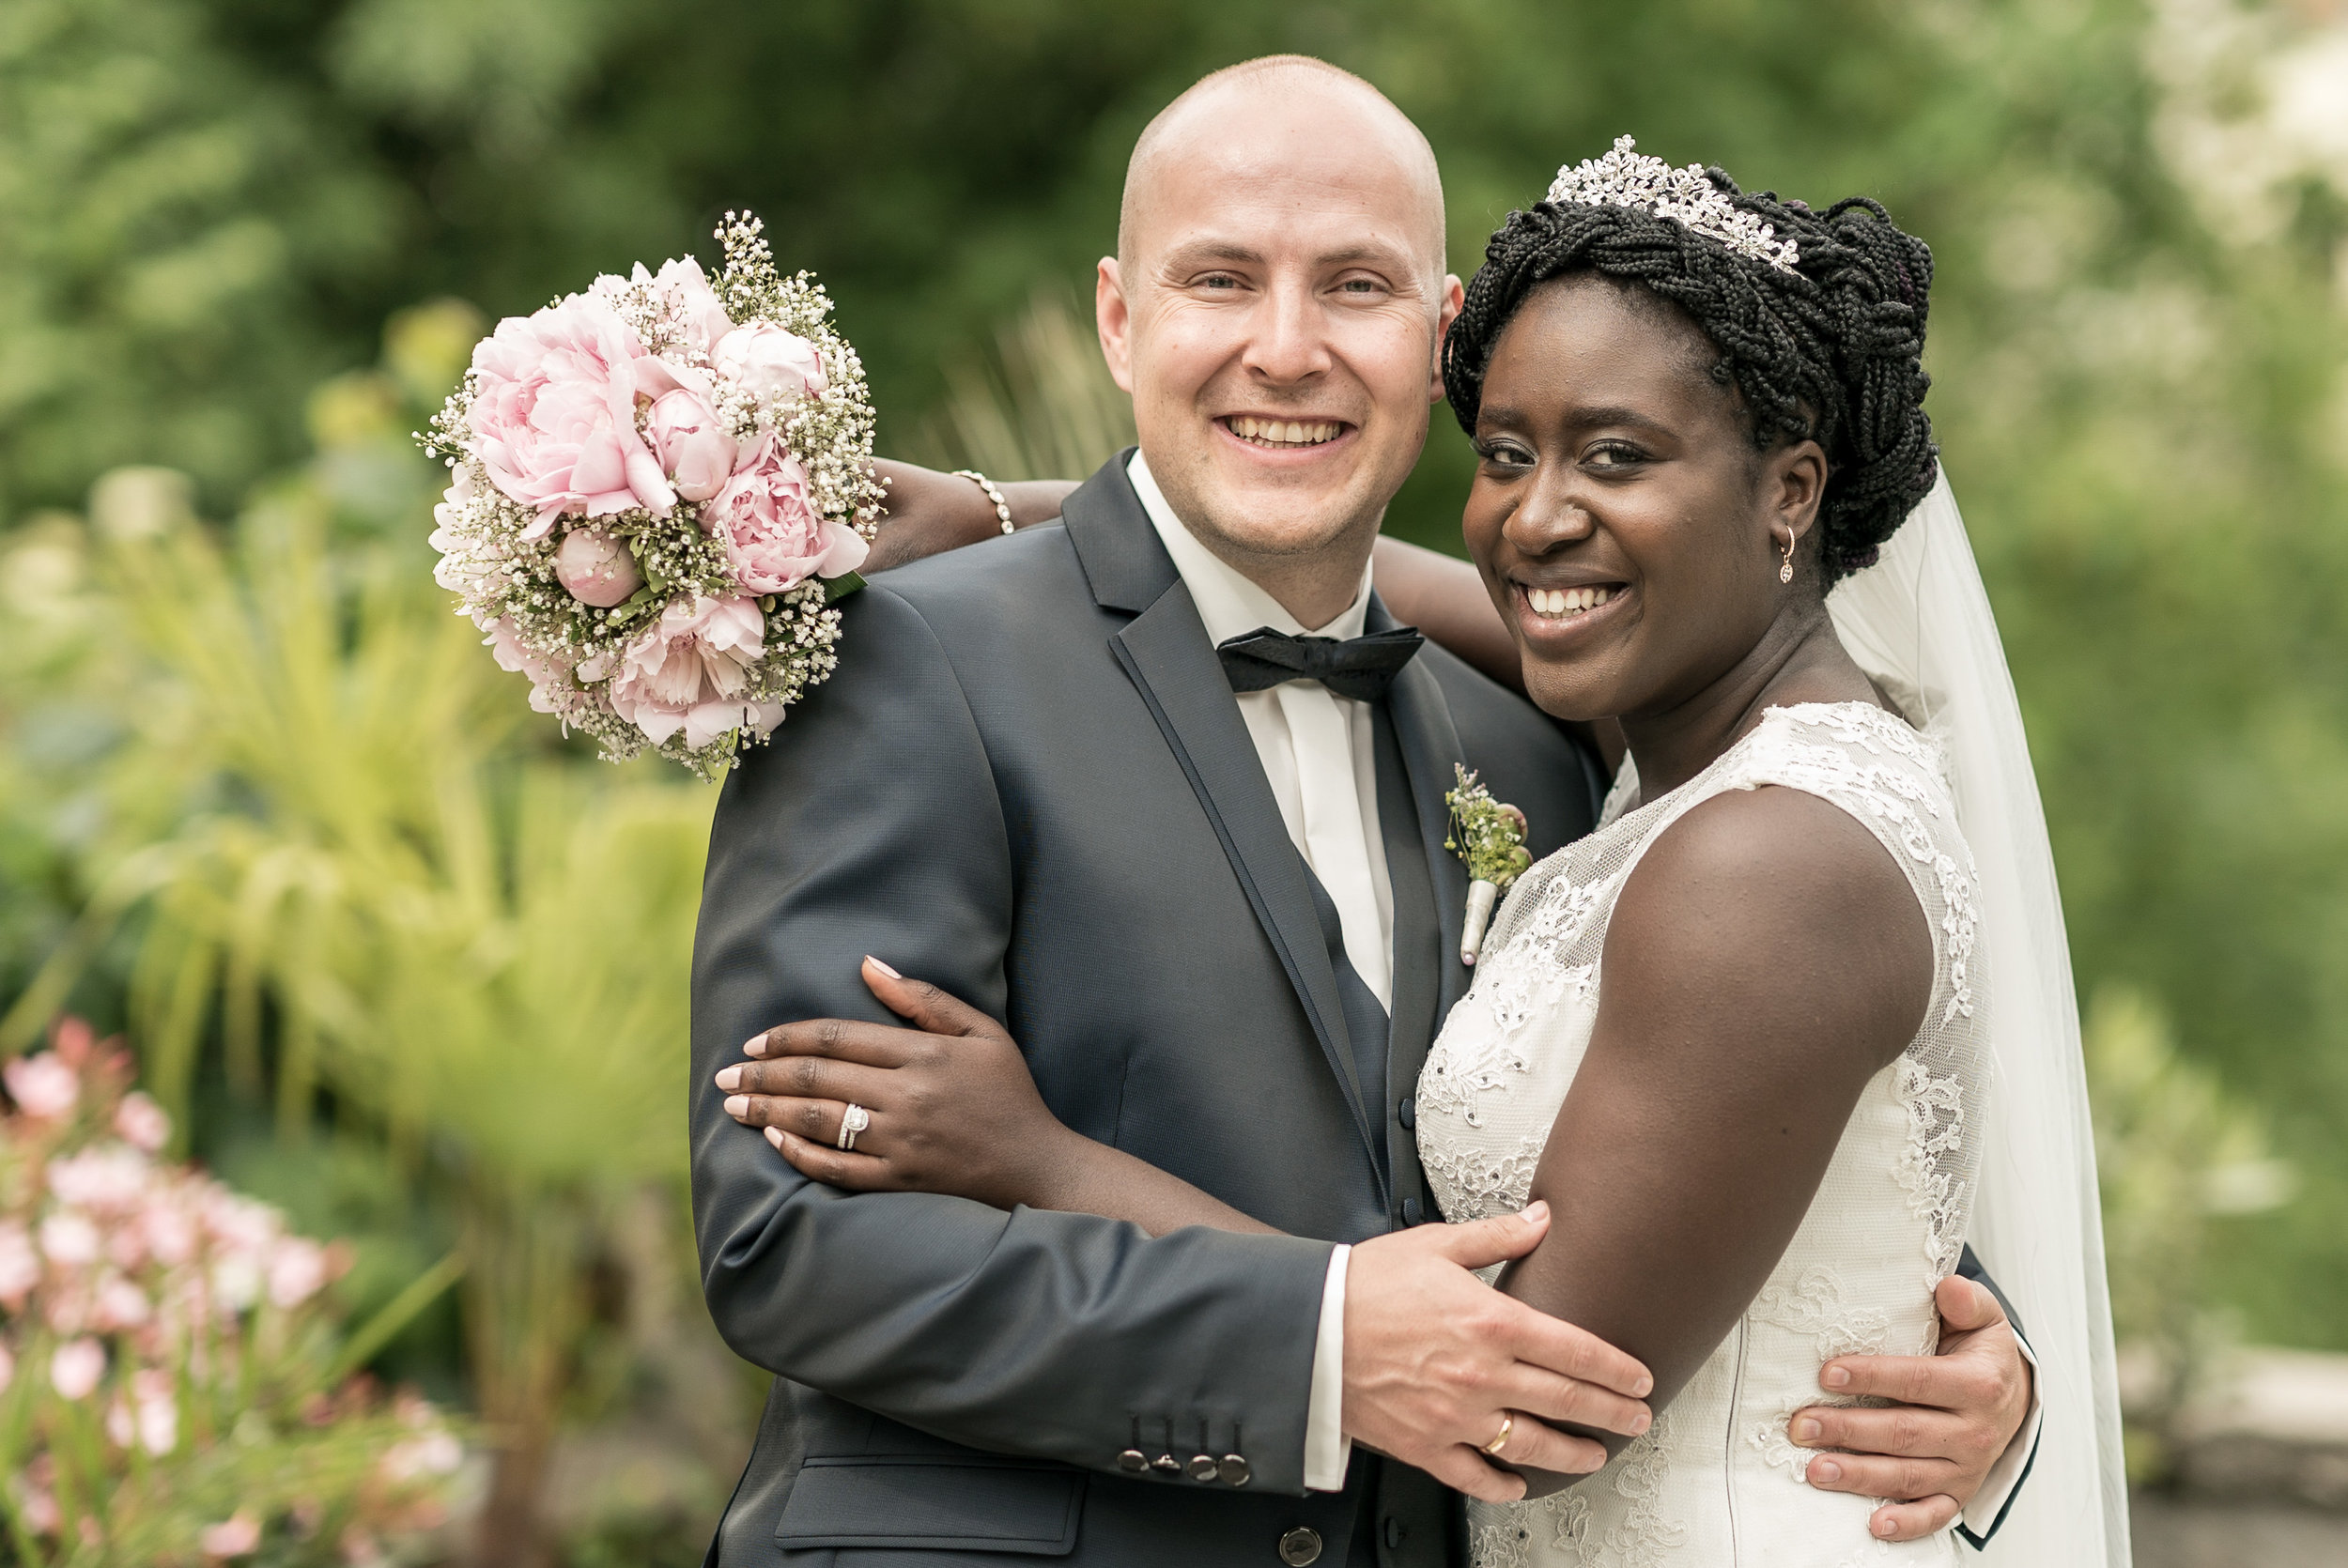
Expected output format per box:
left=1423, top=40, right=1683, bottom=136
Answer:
left=1480, top=1415, right=1514, bottom=1457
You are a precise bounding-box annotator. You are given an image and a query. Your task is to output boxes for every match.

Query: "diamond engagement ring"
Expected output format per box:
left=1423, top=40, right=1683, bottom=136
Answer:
left=838, top=1103, right=871, bottom=1151
left=1480, top=1415, right=1514, bottom=1457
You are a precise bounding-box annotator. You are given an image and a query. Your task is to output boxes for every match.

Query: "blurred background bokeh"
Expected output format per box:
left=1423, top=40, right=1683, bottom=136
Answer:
left=6, top=0, right=2348, bottom=1561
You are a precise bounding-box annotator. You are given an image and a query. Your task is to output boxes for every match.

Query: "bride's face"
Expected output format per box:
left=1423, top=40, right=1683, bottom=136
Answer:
left=1461, top=275, right=1824, bottom=723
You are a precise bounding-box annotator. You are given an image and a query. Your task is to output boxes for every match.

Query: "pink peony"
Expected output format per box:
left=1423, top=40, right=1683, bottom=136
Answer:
left=49, top=1339, right=103, bottom=1401
left=604, top=596, right=781, bottom=749
left=478, top=616, right=584, bottom=720
left=704, top=436, right=868, bottom=594
left=713, top=322, right=826, bottom=407
left=606, top=255, right=734, bottom=356
left=199, top=1510, right=261, bottom=1560
left=553, top=528, right=644, bottom=608
left=5, top=1053, right=79, bottom=1119
left=0, top=1345, right=13, bottom=1393
left=465, top=292, right=674, bottom=535
left=645, top=387, right=738, bottom=503
left=114, top=1091, right=169, bottom=1153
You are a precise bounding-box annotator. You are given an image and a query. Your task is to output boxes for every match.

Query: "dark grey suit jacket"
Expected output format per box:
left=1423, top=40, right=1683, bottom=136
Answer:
left=690, top=453, right=1606, bottom=1566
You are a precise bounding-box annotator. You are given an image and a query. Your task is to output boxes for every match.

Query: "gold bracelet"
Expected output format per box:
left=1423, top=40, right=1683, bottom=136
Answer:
left=951, top=469, right=1016, bottom=536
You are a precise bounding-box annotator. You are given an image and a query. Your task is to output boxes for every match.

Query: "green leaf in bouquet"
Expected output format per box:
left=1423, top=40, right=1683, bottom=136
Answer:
left=603, top=583, right=660, bottom=627
left=823, top=571, right=866, bottom=605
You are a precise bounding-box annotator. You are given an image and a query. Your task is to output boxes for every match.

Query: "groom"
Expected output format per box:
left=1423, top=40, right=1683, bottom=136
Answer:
left=691, top=56, right=2037, bottom=1567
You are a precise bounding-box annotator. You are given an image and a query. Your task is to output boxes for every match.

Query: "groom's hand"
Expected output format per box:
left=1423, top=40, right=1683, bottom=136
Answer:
left=1791, top=1275, right=2034, bottom=1543
left=1342, top=1202, right=1654, bottom=1503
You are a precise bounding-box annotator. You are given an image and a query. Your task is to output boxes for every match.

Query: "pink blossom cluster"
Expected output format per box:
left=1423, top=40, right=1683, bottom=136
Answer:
left=425, top=216, right=884, bottom=776
left=0, top=1020, right=462, bottom=1559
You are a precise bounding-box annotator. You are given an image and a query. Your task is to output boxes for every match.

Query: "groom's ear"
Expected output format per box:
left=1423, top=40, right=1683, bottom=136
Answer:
left=1097, top=257, right=1135, bottom=394
left=1429, top=273, right=1465, bottom=404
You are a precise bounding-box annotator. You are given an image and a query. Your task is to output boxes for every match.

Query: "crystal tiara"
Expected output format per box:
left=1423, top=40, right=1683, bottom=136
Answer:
left=1544, top=136, right=1800, bottom=274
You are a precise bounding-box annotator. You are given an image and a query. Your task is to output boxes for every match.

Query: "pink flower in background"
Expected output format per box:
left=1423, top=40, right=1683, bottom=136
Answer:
left=267, top=1238, right=331, bottom=1309
left=0, top=1345, right=14, bottom=1393
left=51, top=1147, right=147, bottom=1213
left=466, top=293, right=675, bottom=534
left=714, top=322, right=826, bottom=407
left=199, top=1510, right=261, bottom=1559
left=553, top=529, right=644, bottom=608
left=605, top=595, right=780, bottom=749
left=49, top=1339, right=102, bottom=1401
left=131, top=1369, right=177, bottom=1455
left=114, top=1092, right=169, bottom=1153
left=6, top=1053, right=78, bottom=1119
left=0, top=1223, right=39, bottom=1305
left=705, top=436, right=868, bottom=594
left=645, top=388, right=738, bottom=502
left=381, top=1429, right=465, bottom=1482
left=40, top=1212, right=100, bottom=1268
left=94, top=1275, right=151, bottom=1330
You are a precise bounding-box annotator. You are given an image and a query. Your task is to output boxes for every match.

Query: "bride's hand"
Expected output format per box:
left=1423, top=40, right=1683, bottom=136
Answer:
left=717, top=958, right=1077, bottom=1209
left=863, top=461, right=1078, bottom=573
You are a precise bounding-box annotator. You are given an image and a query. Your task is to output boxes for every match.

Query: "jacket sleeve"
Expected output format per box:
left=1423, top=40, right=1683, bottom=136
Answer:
left=690, top=582, right=1336, bottom=1492
left=1953, top=1245, right=2043, bottom=1547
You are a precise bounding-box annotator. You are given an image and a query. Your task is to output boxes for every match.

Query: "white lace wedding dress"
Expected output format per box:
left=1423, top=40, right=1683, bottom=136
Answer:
left=1416, top=701, right=1989, bottom=1568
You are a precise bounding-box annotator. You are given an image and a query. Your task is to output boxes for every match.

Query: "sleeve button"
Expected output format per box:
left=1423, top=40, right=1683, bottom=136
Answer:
left=1220, top=1453, right=1251, bottom=1486
left=1187, top=1453, right=1220, bottom=1482
left=1118, top=1449, right=1149, bottom=1473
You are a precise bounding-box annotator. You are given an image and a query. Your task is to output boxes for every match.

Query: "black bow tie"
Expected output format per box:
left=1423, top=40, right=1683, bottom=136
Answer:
left=1215, top=625, right=1426, bottom=702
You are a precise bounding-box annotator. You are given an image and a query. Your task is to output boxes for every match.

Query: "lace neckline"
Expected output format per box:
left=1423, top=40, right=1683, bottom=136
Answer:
left=1599, top=700, right=1919, bottom=830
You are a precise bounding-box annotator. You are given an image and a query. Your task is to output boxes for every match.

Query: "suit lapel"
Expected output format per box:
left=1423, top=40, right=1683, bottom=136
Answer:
left=1368, top=597, right=1475, bottom=1022
left=1071, top=456, right=1383, bottom=1168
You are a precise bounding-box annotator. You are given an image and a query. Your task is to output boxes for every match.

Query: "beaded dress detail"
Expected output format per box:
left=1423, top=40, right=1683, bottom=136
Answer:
left=1416, top=703, right=1989, bottom=1567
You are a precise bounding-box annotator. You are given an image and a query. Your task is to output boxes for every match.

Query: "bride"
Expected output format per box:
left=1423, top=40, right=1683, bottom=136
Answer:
left=718, top=146, right=2124, bottom=1565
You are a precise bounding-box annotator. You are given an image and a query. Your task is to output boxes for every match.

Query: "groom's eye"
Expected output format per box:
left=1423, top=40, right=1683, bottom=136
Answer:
left=1198, top=273, right=1243, bottom=291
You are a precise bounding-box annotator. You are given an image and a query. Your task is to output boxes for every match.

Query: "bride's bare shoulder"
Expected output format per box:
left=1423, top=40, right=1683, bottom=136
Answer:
left=1601, top=785, right=1933, bottom=1075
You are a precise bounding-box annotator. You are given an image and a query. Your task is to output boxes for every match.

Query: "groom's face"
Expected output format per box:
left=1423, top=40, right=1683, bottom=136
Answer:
left=1099, top=78, right=1460, bottom=594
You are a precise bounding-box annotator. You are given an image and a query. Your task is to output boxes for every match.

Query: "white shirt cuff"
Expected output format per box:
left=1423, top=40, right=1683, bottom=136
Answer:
left=1961, top=1321, right=2043, bottom=1539
left=1304, top=1243, right=1353, bottom=1492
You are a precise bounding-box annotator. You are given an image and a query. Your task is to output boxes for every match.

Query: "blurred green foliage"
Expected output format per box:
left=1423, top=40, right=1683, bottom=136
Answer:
left=4, top=5, right=2348, bottom=1556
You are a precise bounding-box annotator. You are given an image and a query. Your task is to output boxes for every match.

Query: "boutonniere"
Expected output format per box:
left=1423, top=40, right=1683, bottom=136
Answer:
left=1444, top=765, right=1532, bottom=965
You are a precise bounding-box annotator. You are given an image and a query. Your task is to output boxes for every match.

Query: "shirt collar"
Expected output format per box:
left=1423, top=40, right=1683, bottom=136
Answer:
left=1128, top=449, right=1372, bottom=648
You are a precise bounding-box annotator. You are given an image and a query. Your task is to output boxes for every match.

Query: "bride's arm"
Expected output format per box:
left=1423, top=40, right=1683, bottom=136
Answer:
left=1491, top=783, right=1934, bottom=1489
left=718, top=958, right=1280, bottom=1237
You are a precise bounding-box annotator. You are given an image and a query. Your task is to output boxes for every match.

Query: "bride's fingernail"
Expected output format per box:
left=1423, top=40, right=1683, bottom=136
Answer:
left=724, top=1095, right=749, bottom=1118
left=715, top=1066, right=742, bottom=1091
left=866, top=956, right=903, bottom=980
left=765, top=1127, right=784, bottom=1149
left=743, top=1032, right=770, bottom=1057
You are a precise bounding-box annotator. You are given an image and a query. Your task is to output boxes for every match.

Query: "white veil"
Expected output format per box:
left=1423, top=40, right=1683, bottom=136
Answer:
left=1828, top=473, right=2129, bottom=1565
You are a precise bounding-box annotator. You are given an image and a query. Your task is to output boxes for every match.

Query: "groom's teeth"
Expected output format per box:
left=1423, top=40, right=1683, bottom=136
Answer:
left=1229, top=416, right=1342, bottom=447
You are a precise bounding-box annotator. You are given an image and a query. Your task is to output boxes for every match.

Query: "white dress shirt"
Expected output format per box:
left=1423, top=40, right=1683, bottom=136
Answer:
left=1128, top=452, right=1369, bottom=1491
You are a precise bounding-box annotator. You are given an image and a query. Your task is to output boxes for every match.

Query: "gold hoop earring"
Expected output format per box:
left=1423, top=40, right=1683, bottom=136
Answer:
left=1778, top=533, right=1796, bottom=585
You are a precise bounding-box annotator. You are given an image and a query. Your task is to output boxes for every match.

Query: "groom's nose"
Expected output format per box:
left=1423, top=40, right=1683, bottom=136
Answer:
left=1239, top=275, right=1334, bottom=386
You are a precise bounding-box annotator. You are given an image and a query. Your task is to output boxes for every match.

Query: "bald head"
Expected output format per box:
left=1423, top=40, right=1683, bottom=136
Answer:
left=1118, top=56, right=1445, bottom=278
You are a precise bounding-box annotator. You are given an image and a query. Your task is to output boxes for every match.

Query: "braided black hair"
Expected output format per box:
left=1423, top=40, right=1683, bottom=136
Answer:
left=1442, top=164, right=1938, bottom=581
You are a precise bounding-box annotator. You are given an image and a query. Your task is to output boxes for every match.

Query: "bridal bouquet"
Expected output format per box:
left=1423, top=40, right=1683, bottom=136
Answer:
left=424, top=212, right=886, bottom=778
